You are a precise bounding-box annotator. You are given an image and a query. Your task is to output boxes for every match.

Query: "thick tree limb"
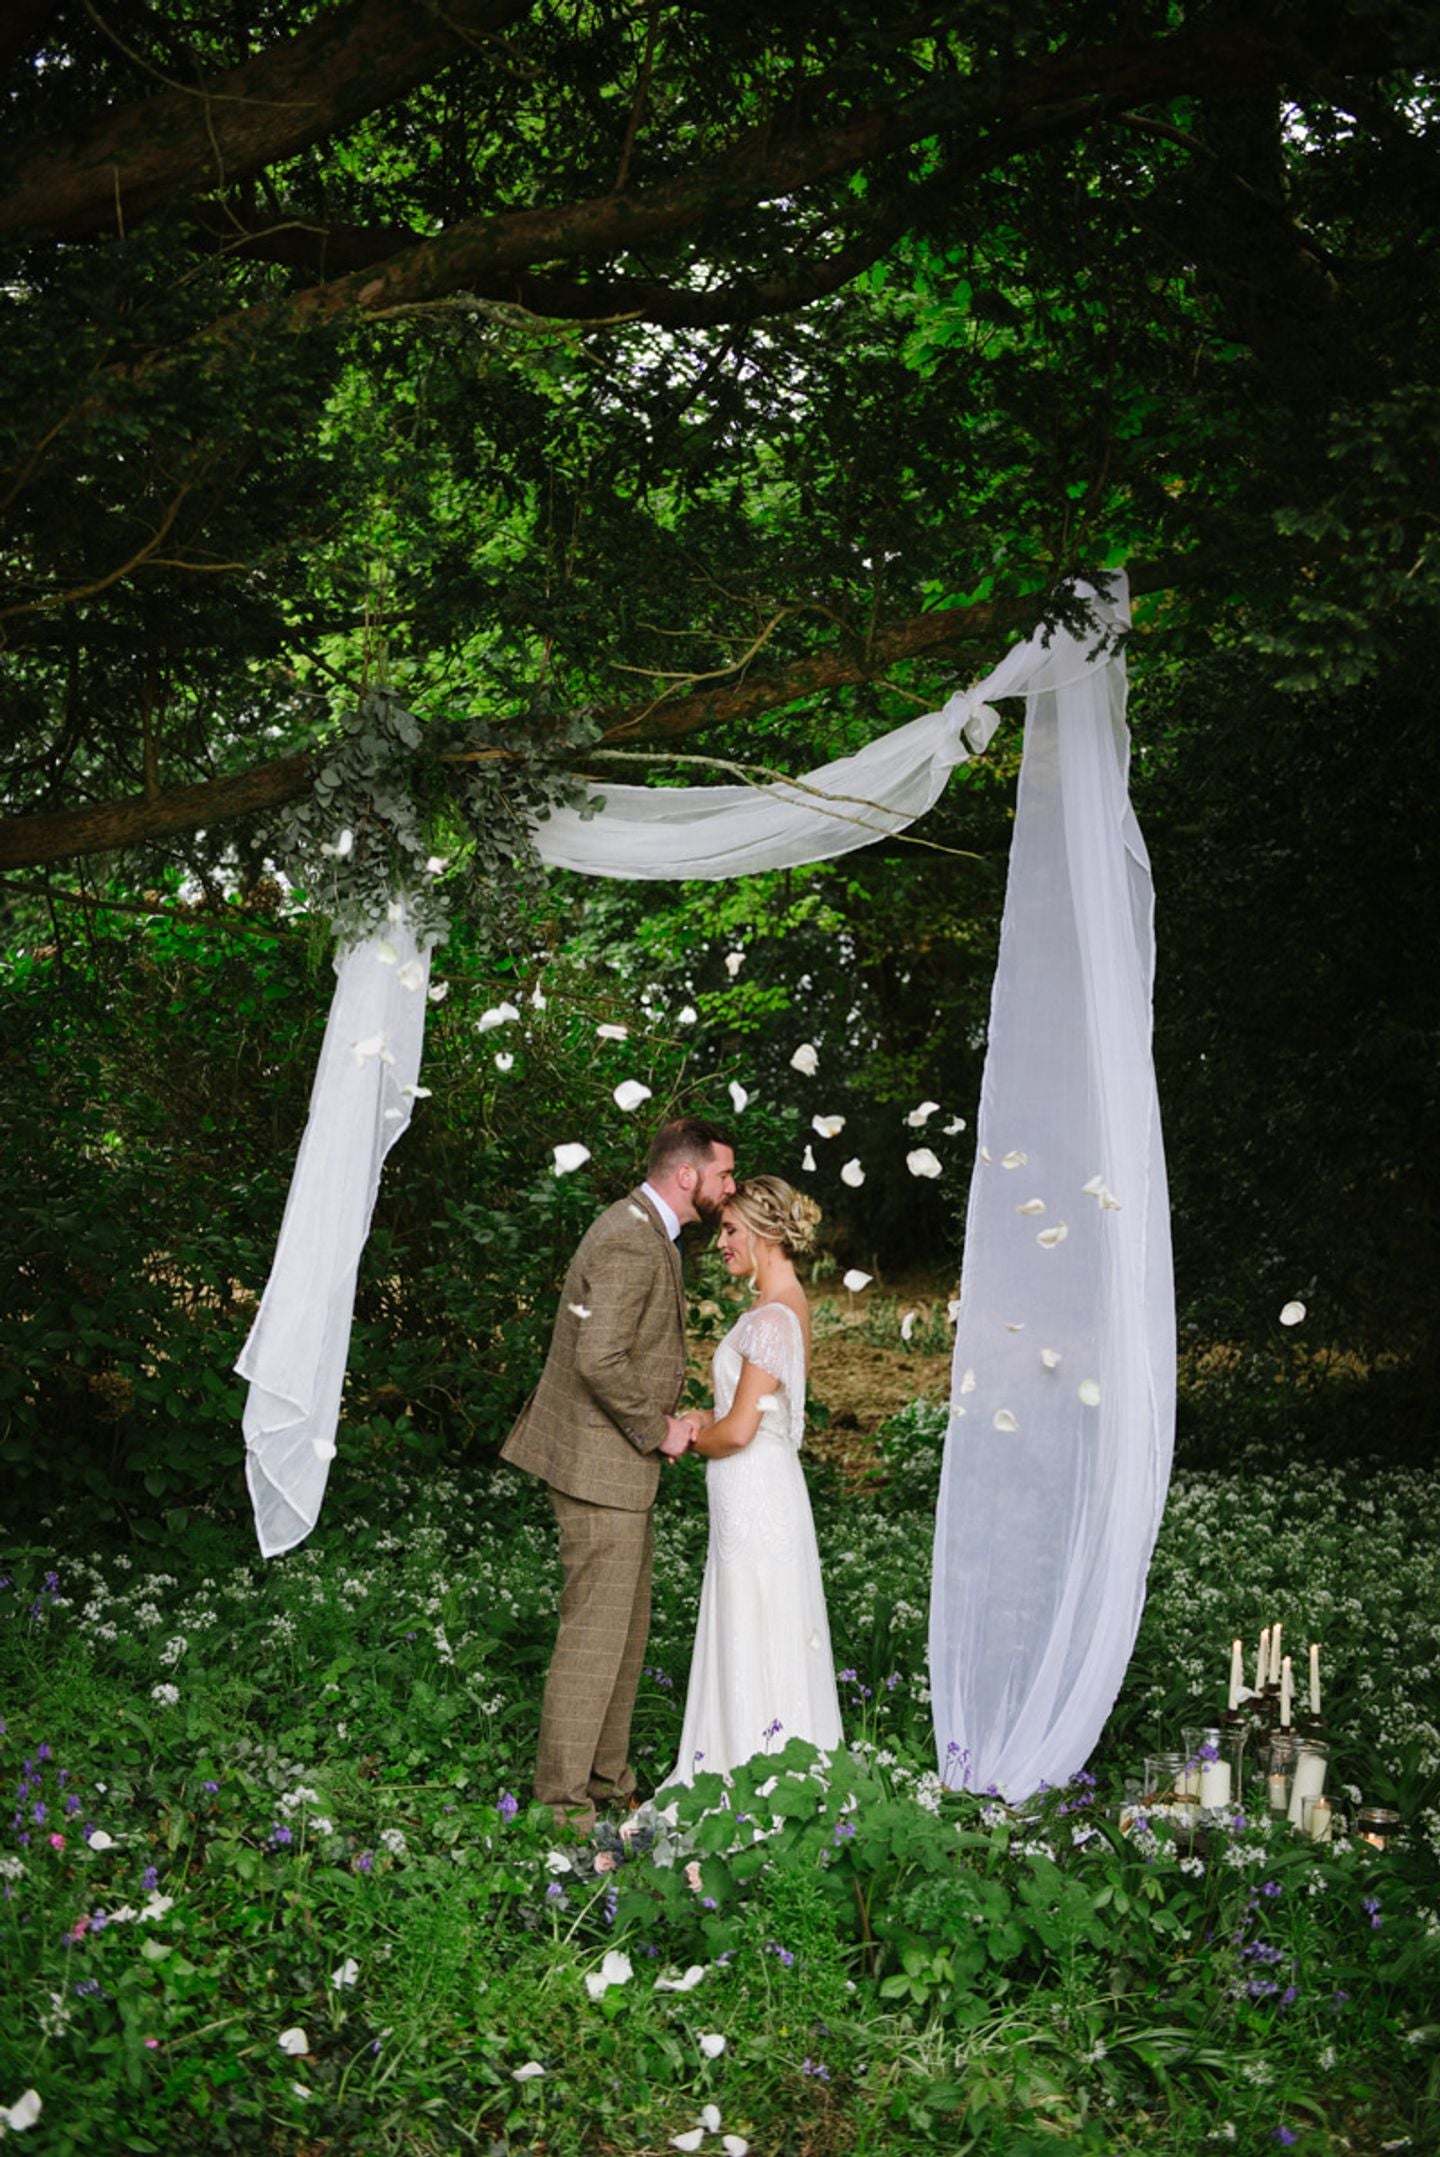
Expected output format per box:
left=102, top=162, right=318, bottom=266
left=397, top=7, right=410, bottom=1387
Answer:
left=0, top=749, right=315, bottom=870
left=0, top=0, right=532, bottom=242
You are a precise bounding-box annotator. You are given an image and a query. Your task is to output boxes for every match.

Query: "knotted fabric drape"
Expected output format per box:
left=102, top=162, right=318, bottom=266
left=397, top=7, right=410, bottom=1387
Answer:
left=239, top=573, right=1173, bottom=1800
left=928, top=585, right=1174, bottom=1798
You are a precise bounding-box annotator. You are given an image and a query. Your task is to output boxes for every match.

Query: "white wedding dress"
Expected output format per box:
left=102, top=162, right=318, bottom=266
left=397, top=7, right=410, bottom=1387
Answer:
left=668, top=1302, right=843, bottom=1784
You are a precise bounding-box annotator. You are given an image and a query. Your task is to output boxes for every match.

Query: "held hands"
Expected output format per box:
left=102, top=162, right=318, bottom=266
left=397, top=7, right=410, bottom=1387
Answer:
left=659, top=1414, right=699, bottom=1460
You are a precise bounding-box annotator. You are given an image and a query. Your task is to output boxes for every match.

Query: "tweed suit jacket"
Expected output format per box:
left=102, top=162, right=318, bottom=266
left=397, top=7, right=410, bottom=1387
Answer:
left=501, top=1189, right=687, bottom=1511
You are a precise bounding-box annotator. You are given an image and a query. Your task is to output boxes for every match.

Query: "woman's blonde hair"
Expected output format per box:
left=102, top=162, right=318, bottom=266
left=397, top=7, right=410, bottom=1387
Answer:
left=726, top=1175, right=821, bottom=1259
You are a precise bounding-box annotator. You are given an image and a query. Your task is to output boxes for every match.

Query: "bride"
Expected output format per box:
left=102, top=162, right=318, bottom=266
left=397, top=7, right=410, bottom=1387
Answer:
left=666, top=1175, right=843, bottom=1784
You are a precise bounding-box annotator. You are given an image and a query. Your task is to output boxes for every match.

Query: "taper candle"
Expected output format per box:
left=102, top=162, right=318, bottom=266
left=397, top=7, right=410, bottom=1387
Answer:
left=1228, top=1639, right=1244, bottom=1712
left=1256, top=1627, right=1270, bottom=1692
left=1270, top=1621, right=1284, bottom=1689
left=1279, top=1654, right=1293, bottom=1728
left=1309, top=1641, right=1321, bottom=1719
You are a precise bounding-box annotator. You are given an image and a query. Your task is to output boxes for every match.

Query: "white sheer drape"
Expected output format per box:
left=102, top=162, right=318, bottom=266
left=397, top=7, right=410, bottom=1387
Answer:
left=928, top=578, right=1174, bottom=1799
left=238, top=922, right=430, bottom=1557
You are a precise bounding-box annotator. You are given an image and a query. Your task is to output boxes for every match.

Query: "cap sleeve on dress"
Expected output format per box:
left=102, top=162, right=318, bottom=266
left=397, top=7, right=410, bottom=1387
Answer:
left=733, top=1303, right=801, bottom=1387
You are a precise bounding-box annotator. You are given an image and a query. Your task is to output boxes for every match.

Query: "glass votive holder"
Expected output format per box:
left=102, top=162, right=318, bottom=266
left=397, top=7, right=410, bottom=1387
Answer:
left=1142, top=1752, right=1190, bottom=1806
left=1287, top=1737, right=1329, bottom=1829
left=1265, top=1730, right=1297, bottom=1814
left=1356, top=1805, right=1402, bottom=1850
left=1301, top=1793, right=1334, bottom=1843
left=1182, top=1722, right=1245, bottom=1810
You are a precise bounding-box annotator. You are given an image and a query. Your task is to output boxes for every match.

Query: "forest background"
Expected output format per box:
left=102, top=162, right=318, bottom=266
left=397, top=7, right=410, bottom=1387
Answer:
left=1, top=0, right=1437, bottom=1516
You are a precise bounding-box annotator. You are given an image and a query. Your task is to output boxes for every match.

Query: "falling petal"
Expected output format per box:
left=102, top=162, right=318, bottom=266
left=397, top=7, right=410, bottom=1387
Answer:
left=383, top=1107, right=402, bottom=1121
left=678, top=1005, right=698, bottom=1025
left=840, top=1158, right=865, bottom=1187
left=1004, top=1321, right=1025, bottom=1333
left=652, top=1966, right=706, bottom=1993
left=512, top=2062, right=546, bottom=2082
left=993, top=1409, right=1019, bottom=1433
left=86, top=1830, right=115, bottom=1851
left=553, top=1143, right=591, bottom=1175
left=1280, top=1300, right=1306, bottom=1326
left=374, top=941, right=399, bottom=967
left=944, top=1115, right=966, bottom=1135
left=424, top=855, right=448, bottom=875
left=386, top=899, right=405, bottom=926
left=292, top=2084, right=314, bottom=2102
left=427, top=981, right=449, bottom=1003
left=334, top=828, right=354, bottom=858
left=959, top=1367, right=975, bottom=1393
left=1078, top=1379, right=1102, bottom=1407
left=477, top=1002, right=521, bottom=1032
left=312, top=1439, right=337, bottom=1462
left=1036, top=1222, right=1068, bottom=1248
left=906, top=1100, right=941, bottom=1127
left=568, top=1303, right=592, bottom=1320
left=947, top=1302, right=962, bottom=1324
left=531, top=985, right=547, bottom=1009
left=1040, top=1349, right=1061, bottom=1370
left=1081, top=1173, right=1106, bottom=1196
left=842, top=1269, right=872, bottom=1293
left=1099, top=1188, right=1122, bottom=1210
left=790, top=1043, right=819, bottom=1076
left=278, top=2029, right=308, bottom=2056
left=597, top=1024, right=629, bottom=1041
left=671, top=2135, right=705, bottom=2153
left=350, top=1031, right=387, bottom=1066
left=1000, top=1150, right=1028, bottom=1169
left=980, top=1146, right=992, bottom=1164
left=495, top=1053, right=514, bottom=1072
left=1015, top=1198, right=1045, bottom=1216
left=613, top=1080, right=653, bottom=1112
left=906, top=1148, right=942, bottom=1179
left=724, top=950, right=744, bottom=977
left=698, top=2033, right=727, bottom=2058
left=801, top=1144, right=817, bottom=1172
left=723, top=2140, right=750, bottom=2157
left=699, top=2105, right=722, bottom=2133
left=400, top=1084, right=432, bottom=1100
left=728, top=1080, right=749, bottom=1113
left=900, top=1310, right=917, bottom=1342
left=812, top=1114, right=846, bottom=1138
left=396, top=960, right=426, bottom=992
left=2, top=2093, right=41, bottom=2132
left=628, top=1203, right=648, bottom=1219
left=331, top=1957, right=360, bottom=1990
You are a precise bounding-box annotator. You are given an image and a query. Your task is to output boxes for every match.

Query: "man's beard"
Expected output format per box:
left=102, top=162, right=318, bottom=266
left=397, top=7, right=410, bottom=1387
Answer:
left=693, top=1187, right=726, bottom=1226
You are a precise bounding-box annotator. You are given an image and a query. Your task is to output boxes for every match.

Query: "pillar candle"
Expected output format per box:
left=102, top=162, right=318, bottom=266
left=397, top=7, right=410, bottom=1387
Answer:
left=1256, top=1627, right=1270, bottom=1692
left=1288, top=1745, right=1327, bottom=1827
left=1279, top=1654, right=1293, bottom=1728
left=1267, top=1769, right=1288, bottom=1814
left=1198, top=1756, right=1231, bottom=1808
left=1307, top=1796, right=1332, bottom=1843
left=1270, top=1621, right=1284, bottom=1689
left=1228, top=1639, right=1244, bottom=1712
left=1310, top=1642, right=1321, bottom=1719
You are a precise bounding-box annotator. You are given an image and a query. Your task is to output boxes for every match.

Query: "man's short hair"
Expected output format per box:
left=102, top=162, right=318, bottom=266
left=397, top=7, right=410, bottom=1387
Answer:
left=647, top=1116, right=735, bottom=1181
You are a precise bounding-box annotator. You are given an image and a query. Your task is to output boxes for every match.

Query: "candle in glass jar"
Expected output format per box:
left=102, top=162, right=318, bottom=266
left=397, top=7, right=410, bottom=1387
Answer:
left=1198, top=1755, right=1231, bottom=1807
left=1270, top=1621, right=1284, bottom=1688
left=1256, top=1627, right=1270, bottom=1692
left=1228, top=1638, right=1244, bottom=1712
left=1288, top=1744, right=1327, bottom=1827
left=1306, top=1796, right=1332, bottom=1843
left=1310, top=1642, right=1321, bottom=1719
left=1279, top=1654, right=1293, bottom=1728
left=1267, top=1769, right=1288, bottom=1813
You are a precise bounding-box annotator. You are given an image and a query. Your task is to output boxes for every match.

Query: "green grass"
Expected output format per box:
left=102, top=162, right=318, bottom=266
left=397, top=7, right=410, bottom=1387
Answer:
left=2, top=1410, right=1437, bottom=2154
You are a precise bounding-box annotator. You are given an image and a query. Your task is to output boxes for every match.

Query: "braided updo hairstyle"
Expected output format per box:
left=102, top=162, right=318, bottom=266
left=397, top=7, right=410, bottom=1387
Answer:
left=726, top=1175, right=822, bottom=1259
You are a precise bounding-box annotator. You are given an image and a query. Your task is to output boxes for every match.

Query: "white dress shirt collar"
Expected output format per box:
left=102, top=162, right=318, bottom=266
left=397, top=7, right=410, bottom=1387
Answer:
left=639, top=1181, right=681, bottom=1241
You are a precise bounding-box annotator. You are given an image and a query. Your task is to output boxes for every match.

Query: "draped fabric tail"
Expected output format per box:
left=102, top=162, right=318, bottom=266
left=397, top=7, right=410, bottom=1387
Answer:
left=928, top=576, right=1175, bottom=1799
left=237, top=923, right=430, bottom=1557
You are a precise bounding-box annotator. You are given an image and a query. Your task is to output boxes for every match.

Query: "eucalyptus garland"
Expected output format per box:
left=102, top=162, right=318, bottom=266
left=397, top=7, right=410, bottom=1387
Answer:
left=272, top=686, right=601, bottom=949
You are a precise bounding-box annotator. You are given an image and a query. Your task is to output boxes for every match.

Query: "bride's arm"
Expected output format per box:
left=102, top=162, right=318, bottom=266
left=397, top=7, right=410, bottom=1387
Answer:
left=690, top=1357, right=780, bottom=1457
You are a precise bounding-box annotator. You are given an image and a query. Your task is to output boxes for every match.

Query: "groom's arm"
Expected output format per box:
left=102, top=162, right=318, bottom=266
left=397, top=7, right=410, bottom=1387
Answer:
left=571, top=1235, right=680, bottom=1454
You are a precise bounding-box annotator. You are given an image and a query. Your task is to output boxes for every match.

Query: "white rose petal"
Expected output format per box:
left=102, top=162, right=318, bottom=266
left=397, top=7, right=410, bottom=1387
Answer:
left=530, top=985, right=547, bottom=1009
left=545, top=1850, right=574, bottom=1875
left=699, top=2105, right=722, bottom=2133
left=944, top=1115, right=966, bottom=1134
left=568, top=1303, right=592, bottom=1321
left=724, top=950, right=745, bottom=977
left=401, top=1084, right=433, bottom=1102
left=424, top=855, right=448, bottom=875
left=278, top=2027, right=309, bottom=2056
left=723, top=2140, right=750, bottom=2157
left=900, top=1310, right=917, bottom=1342
left=980, top=1145, right=992, bottom=1163
left=386, top=899, right=405, bottom=925
left=906, top=1100, right=940, bottom=1127
left=790, top=1043, right=819, bottom=1077
left=1099, top=1188, right=1122, bottom=1210
left=86, top=1830, right=116, bottom=1852
left=383, top=1107, right=402, bottom=1121
left=671, top=2135, right=705, bottom=2154
left=842, top=1269, right=872, bottom=1293
left=1004, top=1320, right=1025, bottom=1332
left=333, top=828, right=354, bottom=858
left=1036, top=1223, right=1068, bottom=1248
left=495, top=1053, right=514, bottom=1072
left=1081, top=1173, right=1106, bottom=1196
left=1000, top=1149, right=1028, bottom=1169
left=947, top=1302, right=962, bottom=1325
left=653, top=1965, right=706, bottom=1993
left=698, top=2033, right=728, bottom=2058
left=1040, top=1349, right=1061, bottom=1370
left=728, top=1080, right=749, bottom=1113
left=477, top=1002, right=521, bottom=1033
left=614, top=1079, right=653, bottom=1112
left=1015, top=1198, right=1046, bottom=1216
left=512, top=2062, right=547, bottom=2082
left=811, top=1114, right=846, bottom=1138
left=755, top=1394, right=779, bottom=1414
left=906, top=1148, right=942, bottom=1179
left=553, top=1143, right=591, bottom=1175
left=427, top=981, right=449, bottom=1003
left=840, top=1158, right=865, bottom=1187
left=993, top=1409, right=1019, bottom=1433
left=374, top=940, right=399, bottom=967
left=331, top=1957, right=360, bottom=1990
left=583, top=1949, right=633, bottom=2000
left=678, top=1005, right=698, bottom=1025
left=596, top=1024, right=629, bottom=1041
left=291, top=2083, right=313, bottom=2102
left=312, top=1439, right=337, bottom=1463
left=350, top=1030, right=389, bottom=1066
left=397, top=960, right=426, bottom=993
left=1, top=2091, right=41, bottom=2133
left=801, top=1144, right=817, bottom=1172
left=1078, top=1379, right=1102, bottom=1407
left=1280, top=1301, right=1307, bottom=1327
left=959, top=1368, right=976, bottom=1393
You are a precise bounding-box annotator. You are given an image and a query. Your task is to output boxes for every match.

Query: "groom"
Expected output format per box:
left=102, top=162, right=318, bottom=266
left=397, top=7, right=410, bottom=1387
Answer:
left=503, top=1116, right=737, bottom=1830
